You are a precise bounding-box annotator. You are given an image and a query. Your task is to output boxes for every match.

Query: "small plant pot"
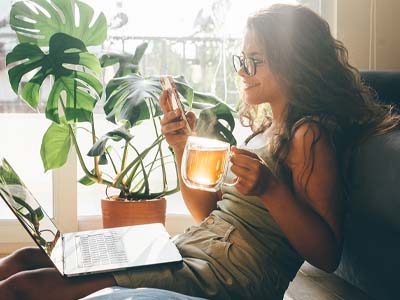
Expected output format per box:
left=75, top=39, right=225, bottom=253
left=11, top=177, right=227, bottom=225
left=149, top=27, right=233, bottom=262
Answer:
left=101, top=196, right=166, bottom=228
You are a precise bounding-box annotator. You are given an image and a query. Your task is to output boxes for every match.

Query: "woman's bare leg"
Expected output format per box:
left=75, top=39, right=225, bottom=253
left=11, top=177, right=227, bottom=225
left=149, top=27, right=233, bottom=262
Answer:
left=0, top=247, right=53, bottom=280
left=0, top=267, right=116, bottom=300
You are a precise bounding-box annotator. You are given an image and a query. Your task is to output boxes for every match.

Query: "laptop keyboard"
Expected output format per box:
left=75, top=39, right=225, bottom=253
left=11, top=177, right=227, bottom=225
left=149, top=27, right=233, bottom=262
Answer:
left=76, top=231, right=128, bottom=268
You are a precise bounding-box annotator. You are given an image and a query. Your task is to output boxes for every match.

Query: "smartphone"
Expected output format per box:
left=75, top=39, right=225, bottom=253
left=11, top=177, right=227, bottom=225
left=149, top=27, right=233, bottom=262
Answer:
left=160, top=76, right=192, bottom=134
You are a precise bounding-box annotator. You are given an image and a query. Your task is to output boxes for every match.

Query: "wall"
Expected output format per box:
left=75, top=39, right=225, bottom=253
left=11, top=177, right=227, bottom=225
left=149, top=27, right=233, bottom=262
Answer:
left=336, top=0, right=400, bottom=70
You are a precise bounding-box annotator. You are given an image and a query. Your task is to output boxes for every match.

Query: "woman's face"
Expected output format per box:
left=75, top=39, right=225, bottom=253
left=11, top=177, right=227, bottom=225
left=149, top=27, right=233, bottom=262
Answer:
left=239, top=29, right=286, bottom=107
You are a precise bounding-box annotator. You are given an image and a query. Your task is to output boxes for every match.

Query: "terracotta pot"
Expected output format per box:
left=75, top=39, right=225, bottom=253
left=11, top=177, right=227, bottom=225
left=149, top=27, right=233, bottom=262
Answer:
left=101, top=196, right=166, bottom=228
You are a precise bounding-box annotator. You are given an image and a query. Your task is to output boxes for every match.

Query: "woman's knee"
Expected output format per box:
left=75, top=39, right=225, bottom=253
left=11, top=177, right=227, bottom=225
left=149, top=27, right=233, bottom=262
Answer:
left=12, top=247, right=51, bottom=269
left=12, top=247, right=42, bottom=263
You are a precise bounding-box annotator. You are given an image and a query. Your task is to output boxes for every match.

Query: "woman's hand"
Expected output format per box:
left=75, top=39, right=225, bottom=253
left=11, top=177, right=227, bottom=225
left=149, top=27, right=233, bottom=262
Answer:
left=230, top=146, right=278, bottom=196
left=159, top=90, right=196, bottom=151
left=159, top=90, right=218, bottom=222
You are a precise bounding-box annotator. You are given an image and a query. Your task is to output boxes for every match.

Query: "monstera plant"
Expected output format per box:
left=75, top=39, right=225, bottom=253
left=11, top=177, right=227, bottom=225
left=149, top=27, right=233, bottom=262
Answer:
left=6, top=0, right=236, bottom=227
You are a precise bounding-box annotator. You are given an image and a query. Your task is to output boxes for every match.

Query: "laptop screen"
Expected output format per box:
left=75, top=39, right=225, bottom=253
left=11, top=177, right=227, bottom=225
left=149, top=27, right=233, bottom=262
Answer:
left=0, top=158, right=63, bottom=271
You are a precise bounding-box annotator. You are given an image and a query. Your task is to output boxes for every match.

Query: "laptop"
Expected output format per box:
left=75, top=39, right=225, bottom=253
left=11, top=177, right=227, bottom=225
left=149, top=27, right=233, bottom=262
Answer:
left=0, top=158, right=182, bottom=277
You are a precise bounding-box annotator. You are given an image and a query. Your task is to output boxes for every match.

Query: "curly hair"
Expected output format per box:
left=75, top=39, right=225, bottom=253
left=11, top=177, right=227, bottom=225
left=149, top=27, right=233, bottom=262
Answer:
left=240, top=4, right=400, bottom=193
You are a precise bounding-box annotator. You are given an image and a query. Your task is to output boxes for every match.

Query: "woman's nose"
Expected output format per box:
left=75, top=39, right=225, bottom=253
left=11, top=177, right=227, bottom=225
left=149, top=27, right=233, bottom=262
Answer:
left=237, top=65, right=248, bottom=77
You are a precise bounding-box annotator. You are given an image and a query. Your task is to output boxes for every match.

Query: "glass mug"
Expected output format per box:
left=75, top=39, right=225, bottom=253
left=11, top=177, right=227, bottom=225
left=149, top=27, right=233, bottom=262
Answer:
left=181, top=136, right=237, bottom=192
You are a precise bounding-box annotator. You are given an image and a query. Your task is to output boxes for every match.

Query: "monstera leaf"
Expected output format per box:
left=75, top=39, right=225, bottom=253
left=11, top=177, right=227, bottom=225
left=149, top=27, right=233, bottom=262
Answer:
left=104, top=74, right=199, bottom=127
left=197, top=103, right=237, bottom=145
left=100, top=42, right=148, bottom=77
left=9, top=0, right=107, bottom=47
left=7, top=33, right=102, bottom=123
left=40, top=120, right=71, bottom=172
left=87, top=125, right=133, bottom=157
left=104, top=72, right=236, bottom=144
left=104, top=74, right=163, bottom=126
left=175, top=80, right=236, bottom=145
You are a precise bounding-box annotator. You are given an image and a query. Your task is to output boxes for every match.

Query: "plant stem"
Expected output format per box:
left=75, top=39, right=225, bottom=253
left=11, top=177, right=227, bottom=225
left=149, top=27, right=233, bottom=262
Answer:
left=125, top=142, right=149, bottom=195
left=91, top=114, right=101, bottom=182
left=149, top=99, right=168, bottom=192
left=76, top=126, right=118, bottom=175
left=59, top=100, right=113, bottom=187
left=106, top=148, right=118, bottom=175
left=114, top=134, right=163, bottom=187
left=121, top=142, right=129, bottom=172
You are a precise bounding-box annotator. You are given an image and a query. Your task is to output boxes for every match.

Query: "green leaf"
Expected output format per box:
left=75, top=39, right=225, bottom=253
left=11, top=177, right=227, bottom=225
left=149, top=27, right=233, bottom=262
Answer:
left=40, top=121, right=71, bottom=171
left=9, top=0, right=107, bottom=47
left=78, top=173, right=96, bottom=186
left=104, top=74, right=162, bottom=126
left=197, top=103, right=237, bottom=145
left=192, top=91, right=235, bottom=109
left=100, top=42, right=148, bottom=77
left=0, top=159, right=23, bottom=186
left=87, top=126, right=133, bottom=157
left=174, top=76, right=194, bottom=107
left=33, top=207, right=44, bottom=221
left=7, top=33, right=102, bottom=123
left=98, top=152, right=108, bottom=165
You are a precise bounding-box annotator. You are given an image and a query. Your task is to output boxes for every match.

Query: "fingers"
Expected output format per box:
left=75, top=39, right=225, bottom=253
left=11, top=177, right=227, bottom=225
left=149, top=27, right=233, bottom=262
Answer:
left=160, top=108, right=182, bottom=126
left=231, top=146, right=259, bottom=159
left=159, top=89, right=197, bottom=150
left=159, top=90, right=173, bottom=113
left=230, top=151, right=260, bottom=171
left=228, top=147, right=272, bottom=196
left=161, top=119, right=189, bottom=135
left=186, top=111, right=196, bottom=130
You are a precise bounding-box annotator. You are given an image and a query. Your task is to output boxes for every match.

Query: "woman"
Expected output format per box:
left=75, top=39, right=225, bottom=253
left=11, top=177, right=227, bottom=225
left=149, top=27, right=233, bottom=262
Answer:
left=0, top=4, right=399, bottom=300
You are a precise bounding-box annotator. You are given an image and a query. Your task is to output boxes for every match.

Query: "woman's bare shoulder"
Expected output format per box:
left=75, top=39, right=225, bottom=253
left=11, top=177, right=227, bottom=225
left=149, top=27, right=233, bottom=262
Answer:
left=287, top=121, right=334, bottom=168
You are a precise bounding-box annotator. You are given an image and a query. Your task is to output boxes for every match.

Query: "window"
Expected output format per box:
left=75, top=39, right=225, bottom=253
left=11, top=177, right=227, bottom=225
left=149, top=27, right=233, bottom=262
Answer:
left=77, top=0, right=321, bottom=217
left=0, top=0, right=323, bottom=251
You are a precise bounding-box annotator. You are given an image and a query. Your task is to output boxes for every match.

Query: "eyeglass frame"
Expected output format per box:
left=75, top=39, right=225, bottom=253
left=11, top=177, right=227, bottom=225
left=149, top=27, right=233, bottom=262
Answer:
left=232, top=54, right=266, bottom=76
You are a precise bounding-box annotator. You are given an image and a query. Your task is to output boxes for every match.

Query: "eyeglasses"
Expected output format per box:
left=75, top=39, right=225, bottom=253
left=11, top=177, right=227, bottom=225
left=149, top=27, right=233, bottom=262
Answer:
left=232, top=55, right=265, bottom=76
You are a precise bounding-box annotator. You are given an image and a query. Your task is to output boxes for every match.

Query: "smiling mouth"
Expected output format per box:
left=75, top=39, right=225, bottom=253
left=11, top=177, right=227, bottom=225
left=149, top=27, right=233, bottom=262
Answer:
left=243, top=83, right=258, bottom=89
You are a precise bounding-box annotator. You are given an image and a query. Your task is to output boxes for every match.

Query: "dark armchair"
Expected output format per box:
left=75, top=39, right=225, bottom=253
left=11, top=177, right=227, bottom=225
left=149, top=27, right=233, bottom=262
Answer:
left=335, top=70, right=400, bottom=300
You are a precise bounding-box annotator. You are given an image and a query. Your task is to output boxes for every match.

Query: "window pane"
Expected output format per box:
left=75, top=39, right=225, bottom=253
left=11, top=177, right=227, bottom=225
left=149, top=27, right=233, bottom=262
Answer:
left=1, top=2, right=53, bottom=219
left=0, top=114, right=53, bottom=219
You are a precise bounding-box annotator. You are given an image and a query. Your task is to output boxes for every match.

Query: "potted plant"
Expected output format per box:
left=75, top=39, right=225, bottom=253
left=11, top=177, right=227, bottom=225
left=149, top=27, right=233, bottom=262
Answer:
left=6, top=0, right=236, bottom=228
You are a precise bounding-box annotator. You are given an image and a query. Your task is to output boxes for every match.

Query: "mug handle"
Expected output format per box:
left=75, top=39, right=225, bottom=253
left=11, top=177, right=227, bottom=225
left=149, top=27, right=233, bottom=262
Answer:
left=222, top=152, right=239, bottom=187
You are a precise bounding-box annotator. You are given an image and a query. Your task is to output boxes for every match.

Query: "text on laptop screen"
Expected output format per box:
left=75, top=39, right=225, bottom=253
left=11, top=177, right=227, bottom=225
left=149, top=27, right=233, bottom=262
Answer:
left=0, top=158, right=61, bottom=256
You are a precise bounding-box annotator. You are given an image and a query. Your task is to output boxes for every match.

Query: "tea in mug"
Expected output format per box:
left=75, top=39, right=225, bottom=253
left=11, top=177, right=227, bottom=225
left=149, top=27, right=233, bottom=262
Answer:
left=184, top=148, right=229, bottom=187
left=181, top=136, right=233, bottom=191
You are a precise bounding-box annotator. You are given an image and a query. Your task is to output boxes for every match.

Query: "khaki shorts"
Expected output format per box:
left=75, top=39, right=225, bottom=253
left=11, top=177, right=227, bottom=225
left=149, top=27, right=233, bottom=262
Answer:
left=113, top=213, right=286, bottom=300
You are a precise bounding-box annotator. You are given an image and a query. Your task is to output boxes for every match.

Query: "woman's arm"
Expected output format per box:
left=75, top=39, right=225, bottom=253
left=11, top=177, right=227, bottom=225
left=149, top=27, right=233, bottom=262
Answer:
left=159, top=90, right=219, bottom=223
left=265, top=123, right=343, bottom=272
left=231, top=123, right=343, bottom=272
left=172, top=145, right=219, bottom=223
